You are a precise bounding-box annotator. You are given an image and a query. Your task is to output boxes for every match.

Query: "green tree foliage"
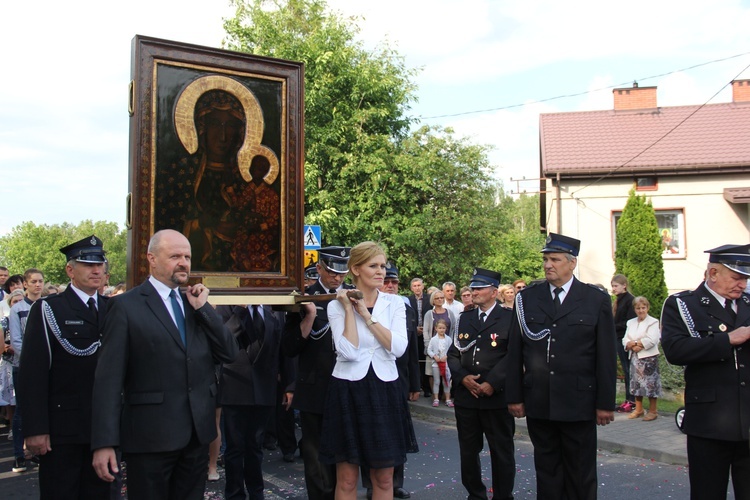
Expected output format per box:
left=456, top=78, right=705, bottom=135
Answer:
left=382, top=126, right=507, bottom=287
left=224, top=0, right=417, bottom=225
left=0, top=221, right=126, bottom=286
left=614, top=189, right=668, bottom=313
left=484, top=193, right=546, bottom=284
left=615, top=194, right=682, bottom=394
left=223, top=0, right=547, bottom=291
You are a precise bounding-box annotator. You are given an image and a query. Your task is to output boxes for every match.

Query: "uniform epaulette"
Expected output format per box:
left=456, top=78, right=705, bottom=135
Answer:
left=672, top=290, right=693, bottom=298
left=39, top=293, right=61, bottom=303
left=585, top=283, right=609, bottom=295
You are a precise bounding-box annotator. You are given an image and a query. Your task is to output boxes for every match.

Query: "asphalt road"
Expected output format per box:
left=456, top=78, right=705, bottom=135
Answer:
left=0, top=412, right=734, bottom=499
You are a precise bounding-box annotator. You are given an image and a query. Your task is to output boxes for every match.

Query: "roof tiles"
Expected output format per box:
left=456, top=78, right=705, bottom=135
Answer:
left=540, top=102, right=750, bottom=176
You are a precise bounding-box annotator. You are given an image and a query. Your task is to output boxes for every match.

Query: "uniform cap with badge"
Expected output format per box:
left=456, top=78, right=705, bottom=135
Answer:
left=469, top=267, right=502, bottom=289
left=705, top=244, right=750, bottom=277
left=541, top=232, right=580, bottom=257
left=385, top=261, right=399, bottom=279
left=318, top=246, right=351, bottom=274
left=60, top=235, right=107, bottom=263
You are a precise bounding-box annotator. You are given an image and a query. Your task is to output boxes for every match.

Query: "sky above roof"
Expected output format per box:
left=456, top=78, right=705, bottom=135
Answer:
left=2, top=0, right=749, bottom=236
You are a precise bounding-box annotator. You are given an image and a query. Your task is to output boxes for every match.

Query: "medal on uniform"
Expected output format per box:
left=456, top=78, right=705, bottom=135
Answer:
left=490, top=333, right=498, bottom=347
left=720, top=324, right=727, bottom=332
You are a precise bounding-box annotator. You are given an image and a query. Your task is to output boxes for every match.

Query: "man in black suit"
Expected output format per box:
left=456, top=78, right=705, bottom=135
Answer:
left=362, top=261, right=420, bottom=499
left=281, top=246, right=352, bottom=500
left=408, top=277, right=432, bottom=397
left=661, top=244, right=750, bottom=500
left=219, top=303, right=291, bottom=500
left=447, top=268, right=515, bottom=500
left=19, top=236, right=116, bottom=498
left=506, top=233, right=616, bottom=500
left=91, top=229, right=238, bottom=500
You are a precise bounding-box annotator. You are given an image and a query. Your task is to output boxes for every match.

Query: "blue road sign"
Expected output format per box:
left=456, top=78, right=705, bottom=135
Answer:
left=303, top=225, right=321, bottom=249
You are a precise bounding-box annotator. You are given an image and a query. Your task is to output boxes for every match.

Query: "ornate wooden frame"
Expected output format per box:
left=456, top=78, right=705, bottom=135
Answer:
left=126, top=35, right=304, bottom=295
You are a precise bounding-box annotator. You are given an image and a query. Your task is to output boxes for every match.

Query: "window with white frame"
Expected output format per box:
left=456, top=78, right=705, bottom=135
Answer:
left=612, top=208, right=685, bottom=259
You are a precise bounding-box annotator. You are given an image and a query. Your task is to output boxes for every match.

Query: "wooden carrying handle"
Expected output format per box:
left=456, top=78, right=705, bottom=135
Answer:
left=294, top=290, right=363, bottom=303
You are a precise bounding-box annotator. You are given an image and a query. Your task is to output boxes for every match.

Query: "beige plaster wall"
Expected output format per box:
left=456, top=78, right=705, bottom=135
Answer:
left=543, top=174, right=750, bottom=297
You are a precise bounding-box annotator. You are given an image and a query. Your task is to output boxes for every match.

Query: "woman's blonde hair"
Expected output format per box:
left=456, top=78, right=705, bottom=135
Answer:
left=6, top=289, right=25, bottom=307
left=611, top=274, right=629, bottom=289
left=633, top=296, right=650, bottom=309
left=498, top=284, right=513, bottom=301
left=348, top=241, right=386, bottom=286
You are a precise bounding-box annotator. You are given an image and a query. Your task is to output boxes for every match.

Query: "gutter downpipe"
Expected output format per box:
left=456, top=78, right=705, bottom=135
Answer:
left=556, top=172, right=562, bottom=233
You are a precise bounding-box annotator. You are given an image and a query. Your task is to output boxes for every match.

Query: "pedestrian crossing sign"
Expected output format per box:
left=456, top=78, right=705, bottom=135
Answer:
left=303, top=225, right=321, bottom=249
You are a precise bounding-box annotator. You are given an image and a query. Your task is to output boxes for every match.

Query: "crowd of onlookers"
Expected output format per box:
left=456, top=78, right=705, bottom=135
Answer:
left=4, top=232, right=750, bottom=500
left=0, top=265, right=127, bottom=474
left=0, top=261, right=656, bottom=477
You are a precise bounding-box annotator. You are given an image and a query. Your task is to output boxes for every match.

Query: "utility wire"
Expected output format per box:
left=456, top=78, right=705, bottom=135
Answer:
left=418, top=51, right=750, bottom=120
left=569, top=59, right=750, bottom=198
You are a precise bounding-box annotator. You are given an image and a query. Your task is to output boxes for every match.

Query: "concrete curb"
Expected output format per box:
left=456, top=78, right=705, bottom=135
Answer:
left=408, top=398, right=688, bottom=466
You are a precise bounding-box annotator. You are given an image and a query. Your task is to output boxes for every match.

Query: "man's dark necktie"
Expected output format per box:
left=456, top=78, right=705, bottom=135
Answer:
left=725, top=299, right=737, bottom=324
left=553, top=287, right=563, bottom=312
left=87, top=297, right=98, bottom=322
left=252, top=305, right=265, bottom=343
left=479, top=312, right=487, bottom=323
left=169, top=290, right=187, bottom=346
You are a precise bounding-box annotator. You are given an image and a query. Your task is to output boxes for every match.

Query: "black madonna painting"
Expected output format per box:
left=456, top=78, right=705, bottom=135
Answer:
left=127, top=36, right=304, bottom=294
left=159, top=74, right=282, bottom=273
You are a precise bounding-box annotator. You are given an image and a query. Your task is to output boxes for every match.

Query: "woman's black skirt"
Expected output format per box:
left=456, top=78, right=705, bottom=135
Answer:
left=319, top=365, right=419, bottom=468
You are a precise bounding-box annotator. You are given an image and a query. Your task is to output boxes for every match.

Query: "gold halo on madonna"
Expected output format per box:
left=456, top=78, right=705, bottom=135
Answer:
left=174, top=75, right=280, bottom=185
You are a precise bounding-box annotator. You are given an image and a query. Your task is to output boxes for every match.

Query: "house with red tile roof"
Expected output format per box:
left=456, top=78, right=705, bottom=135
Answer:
left=539, top=80, right=750, bottom=294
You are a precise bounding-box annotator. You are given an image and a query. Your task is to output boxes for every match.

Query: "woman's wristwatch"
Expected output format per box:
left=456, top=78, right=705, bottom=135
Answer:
left=366, top=316, right=379, bottom=327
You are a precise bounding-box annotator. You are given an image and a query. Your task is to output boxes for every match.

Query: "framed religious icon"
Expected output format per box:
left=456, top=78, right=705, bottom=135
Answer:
left=126, top=35, right=304, bottom=296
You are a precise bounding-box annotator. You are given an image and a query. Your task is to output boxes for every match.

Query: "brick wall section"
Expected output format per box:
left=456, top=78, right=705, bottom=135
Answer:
left=732, top=80, right=750, bottom=103
left=613, top=86, right=657, bottom=110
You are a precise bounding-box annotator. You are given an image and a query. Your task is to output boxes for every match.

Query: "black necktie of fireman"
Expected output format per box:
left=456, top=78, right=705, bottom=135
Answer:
left=553, top=287, right=563, bottom=312
left=726, top=299, right=737, bottom=324
left=87, top=297, right=98, bottom=322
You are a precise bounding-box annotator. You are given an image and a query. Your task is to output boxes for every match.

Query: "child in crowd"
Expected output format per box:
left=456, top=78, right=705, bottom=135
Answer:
left=427, top=319, right=453, bottom=407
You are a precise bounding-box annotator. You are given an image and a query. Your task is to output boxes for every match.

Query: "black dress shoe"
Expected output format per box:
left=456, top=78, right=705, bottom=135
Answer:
left=394, top=487, right=411, bottom=498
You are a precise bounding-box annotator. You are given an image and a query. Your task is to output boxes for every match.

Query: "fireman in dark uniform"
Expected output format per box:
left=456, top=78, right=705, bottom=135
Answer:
left=447, top=267, right=515, bottom=500
left=506, top=233, right=616, bottom=500
left=304, top=263, right=319, bottom=287
left=281, top=246, right=353, bottom=500
left=661, top=244, right=750, bottom=500
left=18, top=235, right=117, bottom=499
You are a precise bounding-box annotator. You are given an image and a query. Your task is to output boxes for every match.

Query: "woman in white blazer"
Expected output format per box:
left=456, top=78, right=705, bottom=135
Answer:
left=622, top=296, right=663, bottom=421
left=320, top=242, right=418, bottom=500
